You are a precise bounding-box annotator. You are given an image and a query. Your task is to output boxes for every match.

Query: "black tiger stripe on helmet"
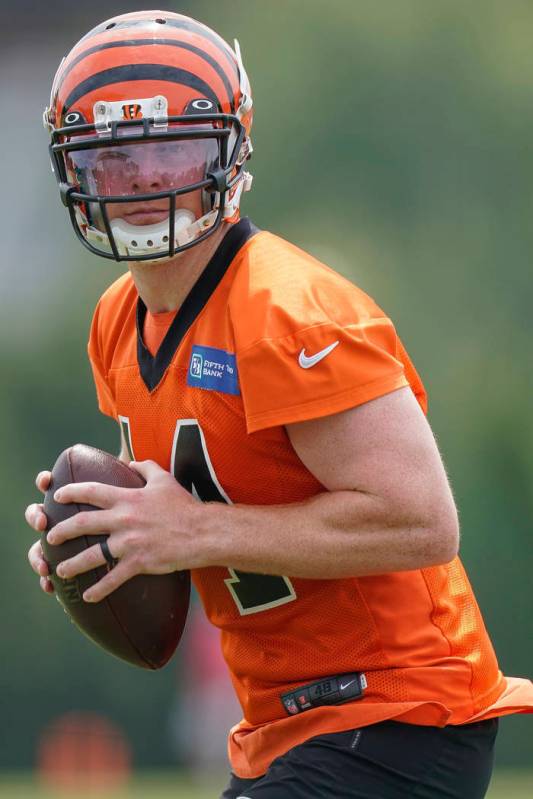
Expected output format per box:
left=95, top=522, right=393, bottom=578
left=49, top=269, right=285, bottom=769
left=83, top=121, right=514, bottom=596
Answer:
left=78, top=12, right=239, bottom=82
left=62, top=64, right=223, bottom=118
left=53, top=40, right=237, bottom=114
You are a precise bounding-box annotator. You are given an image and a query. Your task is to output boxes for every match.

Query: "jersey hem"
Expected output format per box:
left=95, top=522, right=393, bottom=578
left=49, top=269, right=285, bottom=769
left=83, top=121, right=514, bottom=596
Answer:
left=228, top=673, right=533, bottom=779
left=245, top=372, right=409, bottom=433
left=97, top=400, right=116, bottom=419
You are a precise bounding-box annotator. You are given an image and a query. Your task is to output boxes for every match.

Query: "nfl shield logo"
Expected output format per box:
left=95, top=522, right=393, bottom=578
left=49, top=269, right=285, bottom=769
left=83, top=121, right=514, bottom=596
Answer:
left=284, top=697, right=299, bottom=715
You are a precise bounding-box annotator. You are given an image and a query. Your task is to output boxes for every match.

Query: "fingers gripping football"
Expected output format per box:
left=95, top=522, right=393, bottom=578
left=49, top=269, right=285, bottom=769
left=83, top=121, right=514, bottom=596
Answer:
left=54, top=537, right=141, bottom=604
left=27, top=539, right=54, bottom=594
left=26, top=470, right=54, bottom=594
left=36, top=470, right=52, bottom=493
left=48, top=459, right=203, bottom=603
left=25, top=502, right=47, bottom=533
left=34, top=447, right=192, bottom=669
left=25, top=470, right=52, bottom=533
left=56, top=540, right=118, bottom=580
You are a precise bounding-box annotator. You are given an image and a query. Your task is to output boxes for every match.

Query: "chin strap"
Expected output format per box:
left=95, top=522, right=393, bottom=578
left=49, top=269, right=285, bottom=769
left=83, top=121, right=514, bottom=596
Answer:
left=85, top=208, right=196, bottom=256
left=85, top=207, right=211, bottom=256
left=110, top=209, right=197, bottom=255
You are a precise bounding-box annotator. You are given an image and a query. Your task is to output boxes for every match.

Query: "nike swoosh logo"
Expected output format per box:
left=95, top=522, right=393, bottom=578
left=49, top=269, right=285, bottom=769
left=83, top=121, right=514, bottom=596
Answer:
left=298, top=340, right=340, bottom=369
left=339, top=679, right=357, bottom=691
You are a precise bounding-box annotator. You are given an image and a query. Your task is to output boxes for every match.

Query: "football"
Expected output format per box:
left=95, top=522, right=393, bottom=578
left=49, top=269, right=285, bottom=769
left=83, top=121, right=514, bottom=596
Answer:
left=41, top=444, right=190, bottom=669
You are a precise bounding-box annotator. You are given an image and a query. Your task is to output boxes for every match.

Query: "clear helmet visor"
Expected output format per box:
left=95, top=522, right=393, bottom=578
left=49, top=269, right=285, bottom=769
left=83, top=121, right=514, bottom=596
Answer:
left=64, top=132, right=220, bottom=258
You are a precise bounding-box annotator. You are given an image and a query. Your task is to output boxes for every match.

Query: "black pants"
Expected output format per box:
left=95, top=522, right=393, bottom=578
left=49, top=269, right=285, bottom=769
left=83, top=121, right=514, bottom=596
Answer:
left=220, top=718, right=499, bottom=798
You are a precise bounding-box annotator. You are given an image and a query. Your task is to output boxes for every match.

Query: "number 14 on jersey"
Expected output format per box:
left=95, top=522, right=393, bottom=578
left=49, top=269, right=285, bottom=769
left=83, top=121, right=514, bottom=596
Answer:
left=120, top=416, right=297, bottom=616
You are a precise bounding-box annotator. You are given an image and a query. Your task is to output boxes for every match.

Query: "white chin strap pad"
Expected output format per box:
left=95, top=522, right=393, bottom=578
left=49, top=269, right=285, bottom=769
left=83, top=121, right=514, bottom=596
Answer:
left=110, top=209, right=197, bottom=256
left=84, top=170, right=253, bottom=258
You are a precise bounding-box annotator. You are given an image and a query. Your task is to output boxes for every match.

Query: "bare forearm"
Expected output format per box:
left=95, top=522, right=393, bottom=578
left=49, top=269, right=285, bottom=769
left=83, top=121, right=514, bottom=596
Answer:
left=199, top=490, right=457, bottom=579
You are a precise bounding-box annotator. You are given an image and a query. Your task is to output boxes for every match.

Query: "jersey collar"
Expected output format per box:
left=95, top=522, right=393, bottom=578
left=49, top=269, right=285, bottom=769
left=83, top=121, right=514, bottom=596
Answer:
left=136, top=217, right=258, bottom=391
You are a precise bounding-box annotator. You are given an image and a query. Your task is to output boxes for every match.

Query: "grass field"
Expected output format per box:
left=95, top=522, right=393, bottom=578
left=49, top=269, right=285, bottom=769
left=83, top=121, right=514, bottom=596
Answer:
left=0, top=770, right=532, bottom=798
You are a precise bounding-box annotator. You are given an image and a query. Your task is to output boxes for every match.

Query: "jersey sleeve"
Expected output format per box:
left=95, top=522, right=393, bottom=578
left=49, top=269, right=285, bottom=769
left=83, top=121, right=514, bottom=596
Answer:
left=238, top=316, right=409, bottom=433
left=87, top=300, right=117, bottom=419
left=230, top=233, right=425, bottom=433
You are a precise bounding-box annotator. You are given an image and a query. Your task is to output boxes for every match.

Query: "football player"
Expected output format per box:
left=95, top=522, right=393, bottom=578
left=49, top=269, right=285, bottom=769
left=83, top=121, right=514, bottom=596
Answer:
left=26, top=11, right=533, bottom=799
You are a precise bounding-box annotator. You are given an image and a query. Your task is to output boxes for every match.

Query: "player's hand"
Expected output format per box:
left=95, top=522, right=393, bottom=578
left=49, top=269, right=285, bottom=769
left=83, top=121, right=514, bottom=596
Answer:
left=45, top=460, right=207, bottom=603
left=25, top=470, right=54, bottom=594
left=28, top=540, right=54, bottom=594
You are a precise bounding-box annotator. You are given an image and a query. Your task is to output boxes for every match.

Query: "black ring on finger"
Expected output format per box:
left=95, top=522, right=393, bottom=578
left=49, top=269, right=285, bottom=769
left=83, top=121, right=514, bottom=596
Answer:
left=100, top=538, right=119, bottom=568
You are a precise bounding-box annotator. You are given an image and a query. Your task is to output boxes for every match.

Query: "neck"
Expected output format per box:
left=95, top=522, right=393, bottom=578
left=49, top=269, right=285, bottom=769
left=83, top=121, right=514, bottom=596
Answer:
left=128, top=222, right=231, bottom=314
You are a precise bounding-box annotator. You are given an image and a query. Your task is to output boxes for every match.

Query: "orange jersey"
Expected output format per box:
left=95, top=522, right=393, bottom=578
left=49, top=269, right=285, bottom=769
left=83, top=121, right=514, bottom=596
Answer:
left=88, top=218, right=533, bottom=778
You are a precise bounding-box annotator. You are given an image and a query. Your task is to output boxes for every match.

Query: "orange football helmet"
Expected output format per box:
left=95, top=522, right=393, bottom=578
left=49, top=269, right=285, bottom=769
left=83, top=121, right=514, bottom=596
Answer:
left=44, top=10, right=253, bottom=261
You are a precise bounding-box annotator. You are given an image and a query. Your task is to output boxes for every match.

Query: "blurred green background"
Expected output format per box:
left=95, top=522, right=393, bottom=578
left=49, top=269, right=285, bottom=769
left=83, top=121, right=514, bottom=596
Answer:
left=1, top=0, right=531, bottom=794
left=0, top=770, right=532, bottom=799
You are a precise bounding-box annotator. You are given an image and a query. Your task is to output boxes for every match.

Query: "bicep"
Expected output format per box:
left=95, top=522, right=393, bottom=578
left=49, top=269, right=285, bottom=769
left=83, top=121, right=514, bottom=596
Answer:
left=286, top=387, right=458, bottom=532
